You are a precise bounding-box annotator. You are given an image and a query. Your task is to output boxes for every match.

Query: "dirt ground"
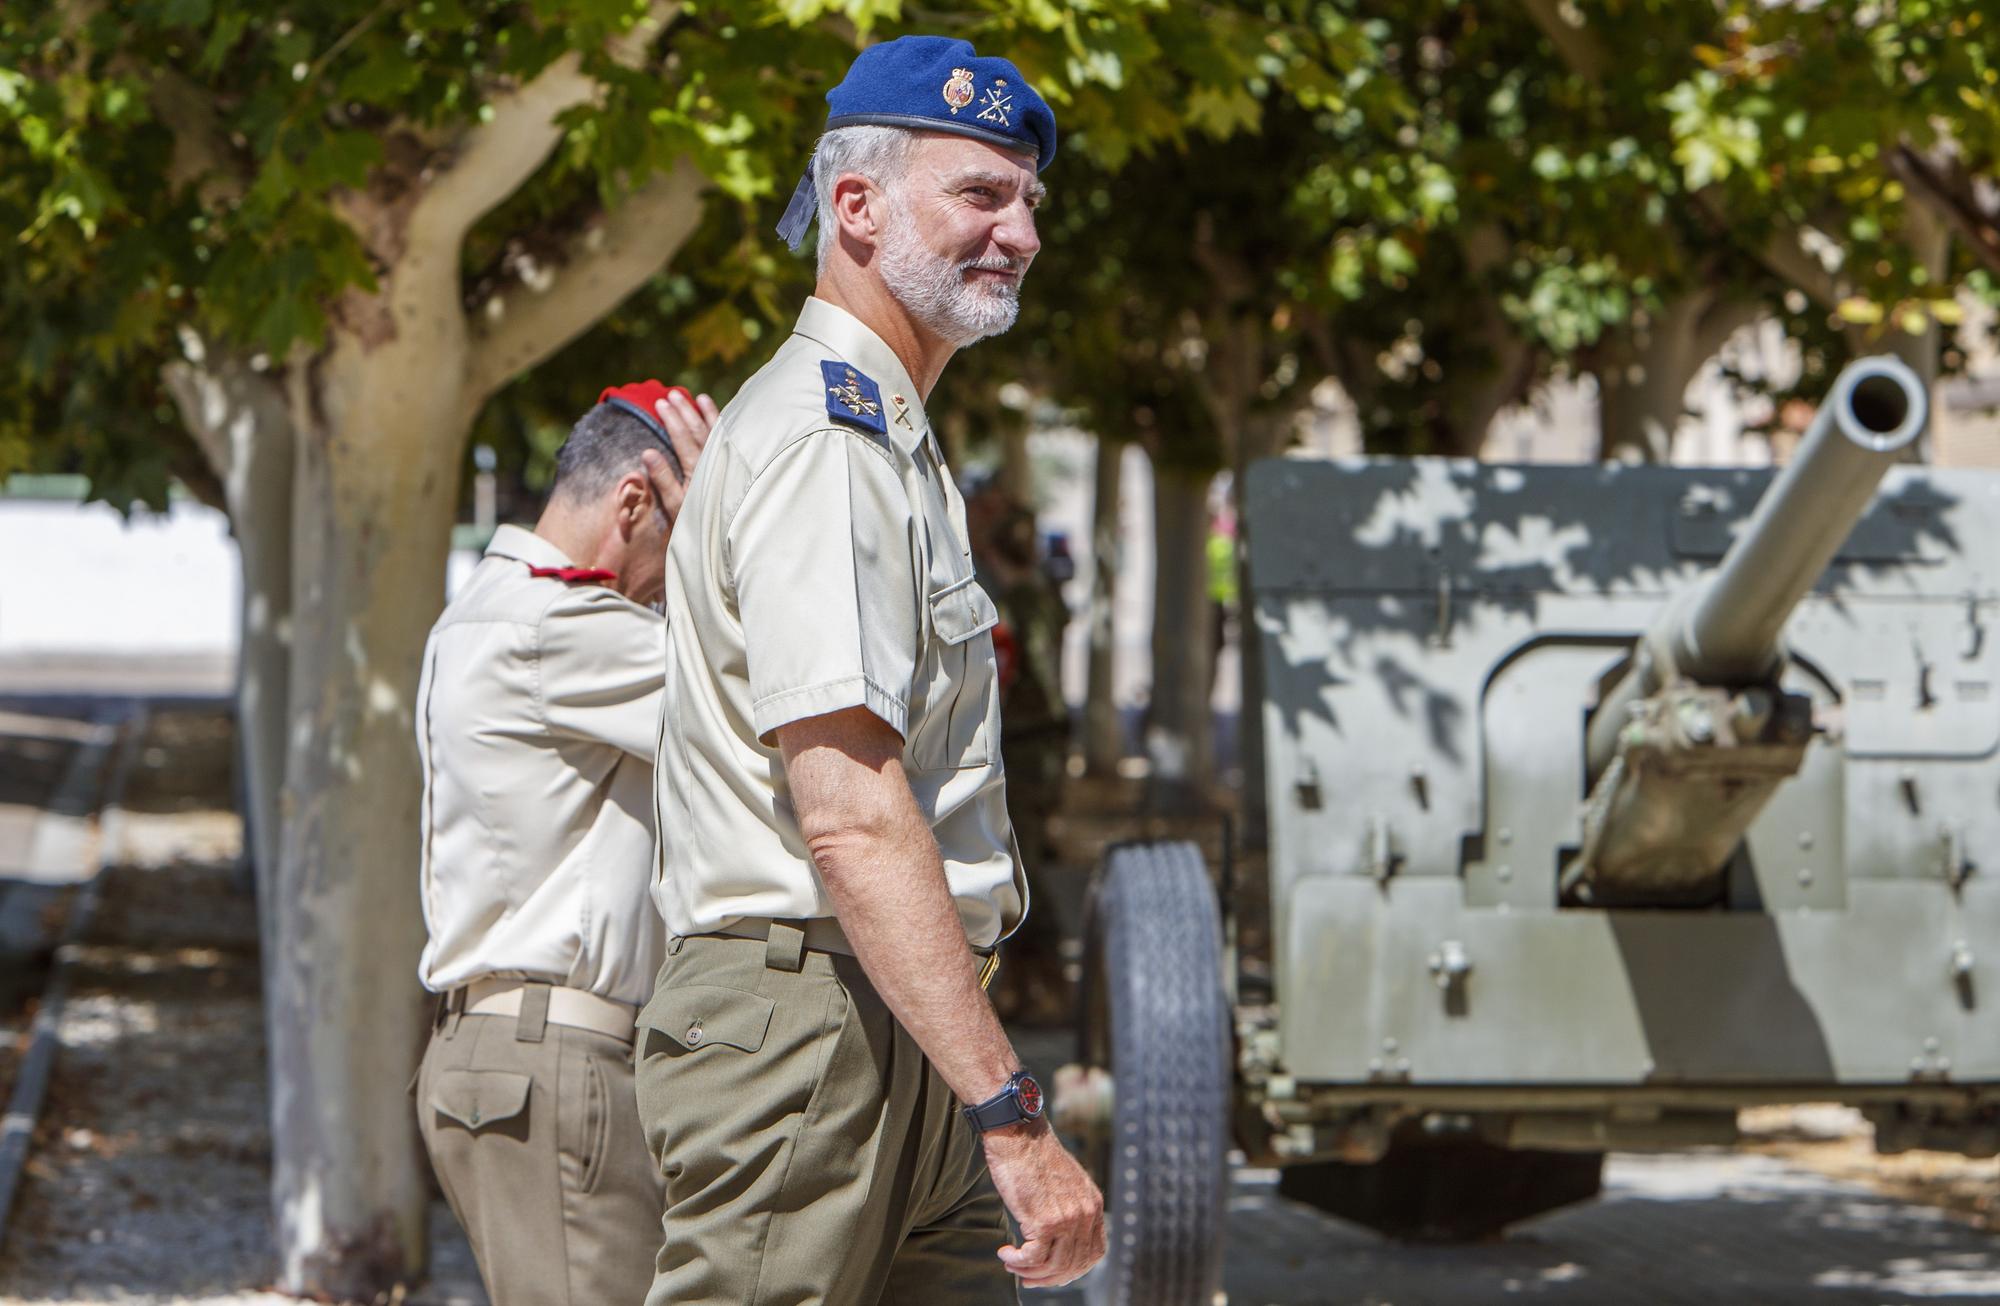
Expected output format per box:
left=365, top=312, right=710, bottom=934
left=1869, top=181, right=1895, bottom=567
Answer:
left=0, top=707, right=478, bottom=1306
left=1742, top=1104, right=2000, bottom=1233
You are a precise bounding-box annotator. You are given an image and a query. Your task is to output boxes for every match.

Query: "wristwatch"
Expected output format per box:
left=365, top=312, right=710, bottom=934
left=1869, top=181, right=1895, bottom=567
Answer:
left=962, top=1069, right=1046, bottom=1133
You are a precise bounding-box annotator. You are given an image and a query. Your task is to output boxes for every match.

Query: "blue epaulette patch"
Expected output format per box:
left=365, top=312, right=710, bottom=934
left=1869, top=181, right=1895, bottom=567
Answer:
left=820, top=360, right=887, bottom=437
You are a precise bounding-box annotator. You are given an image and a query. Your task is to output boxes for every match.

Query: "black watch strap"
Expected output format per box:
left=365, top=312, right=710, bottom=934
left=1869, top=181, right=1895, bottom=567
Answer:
left=961, top=1070, right=1044, bottom=1133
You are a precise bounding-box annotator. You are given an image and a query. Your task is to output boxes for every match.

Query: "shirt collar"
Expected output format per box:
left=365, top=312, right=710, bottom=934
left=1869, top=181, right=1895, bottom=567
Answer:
left=792, top=296, right=930, bottom=457
left=484, top=524, right=575, bottom=571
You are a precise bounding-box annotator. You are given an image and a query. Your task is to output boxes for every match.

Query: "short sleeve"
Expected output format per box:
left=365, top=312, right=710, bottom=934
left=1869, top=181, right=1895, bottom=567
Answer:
left=730, top=430, right=918, bottom=744
left=536, top=590, right=667, bottom=760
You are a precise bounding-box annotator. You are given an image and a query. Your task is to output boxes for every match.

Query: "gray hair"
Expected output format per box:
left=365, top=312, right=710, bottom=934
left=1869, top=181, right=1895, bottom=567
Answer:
left=813, top=125, right=917, bottom=274
left=550, top=405, right=663, bottom=505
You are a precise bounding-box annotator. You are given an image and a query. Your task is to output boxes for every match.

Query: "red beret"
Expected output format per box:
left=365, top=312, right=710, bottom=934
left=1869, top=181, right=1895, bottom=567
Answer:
left=598, top=379, right=692, bottom=442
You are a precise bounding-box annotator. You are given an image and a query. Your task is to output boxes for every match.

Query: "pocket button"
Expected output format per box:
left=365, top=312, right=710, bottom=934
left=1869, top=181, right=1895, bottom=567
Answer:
left=686, top=1023, right=704, bottom=1047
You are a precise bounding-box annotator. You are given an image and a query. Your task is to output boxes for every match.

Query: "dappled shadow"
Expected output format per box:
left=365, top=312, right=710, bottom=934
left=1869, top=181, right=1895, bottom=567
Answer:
left=1188, top=1153, right=2000, bottom=1306
left=1257, top=613, right=1350, bottom=741
left=1243, top=457, right=1975, bottom=804
left=1246, top=459, right=1967, bottom=637
left=1372, top=653, right=1468, bottom=764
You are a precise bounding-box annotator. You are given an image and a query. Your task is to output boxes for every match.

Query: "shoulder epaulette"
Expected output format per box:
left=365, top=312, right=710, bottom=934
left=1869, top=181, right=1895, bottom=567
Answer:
left=820, top=360, right=888, bottom=437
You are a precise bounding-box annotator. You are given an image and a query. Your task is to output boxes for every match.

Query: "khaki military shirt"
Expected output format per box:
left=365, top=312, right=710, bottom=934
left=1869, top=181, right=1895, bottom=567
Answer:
left=653, top=296, right=1026, bottom=947
left=416, top=525, right=665, bottom=1006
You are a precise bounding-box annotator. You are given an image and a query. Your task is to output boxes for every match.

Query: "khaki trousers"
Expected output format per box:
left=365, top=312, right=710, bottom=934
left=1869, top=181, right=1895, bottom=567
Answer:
left=416, top=991, right=664, bottom=1306
left=635, top=929, right=1019, bottom=1306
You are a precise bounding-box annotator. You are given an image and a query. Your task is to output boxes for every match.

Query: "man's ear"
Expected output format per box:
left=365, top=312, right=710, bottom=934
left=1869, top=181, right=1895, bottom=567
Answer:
left=614, top=472, right=652, bottom=539
left=830, top=172, right=881, bottom=252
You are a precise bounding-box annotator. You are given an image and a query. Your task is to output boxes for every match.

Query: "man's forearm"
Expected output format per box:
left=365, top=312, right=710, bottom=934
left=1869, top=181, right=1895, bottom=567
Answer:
left=779, top=706, right=1029, bottom=1108
left=814, top=819, right=1020, bottom=1106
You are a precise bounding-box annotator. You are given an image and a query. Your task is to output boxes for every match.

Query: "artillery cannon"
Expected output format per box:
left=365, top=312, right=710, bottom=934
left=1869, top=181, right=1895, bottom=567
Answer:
left=1058, top=358, right=2000, bottom=1304
left=1570, top=357, right=1926, bottom=904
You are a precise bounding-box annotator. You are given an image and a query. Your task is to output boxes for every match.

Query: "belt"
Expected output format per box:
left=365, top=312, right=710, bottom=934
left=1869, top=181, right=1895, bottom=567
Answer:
left=711, top=915, right=856, bottom=955
left=451, top=978, right=638, bottom=1042
left=704, top=917, right=1001, bottom=991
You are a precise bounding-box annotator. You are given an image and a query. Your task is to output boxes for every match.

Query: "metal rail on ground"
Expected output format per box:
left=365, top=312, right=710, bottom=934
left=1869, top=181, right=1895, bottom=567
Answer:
left=0, top=701, right=147, bottom=1241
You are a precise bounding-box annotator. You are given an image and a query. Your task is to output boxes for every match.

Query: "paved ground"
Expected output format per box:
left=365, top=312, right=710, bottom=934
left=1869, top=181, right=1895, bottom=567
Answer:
left=1179, top=1154, right=2000, bottom=1305
left=1, top=696, right=1997, bottom=1305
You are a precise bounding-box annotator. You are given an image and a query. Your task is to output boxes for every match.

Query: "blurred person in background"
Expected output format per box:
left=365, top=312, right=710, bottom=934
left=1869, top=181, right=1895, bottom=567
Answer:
left=965, top=469, right=1073, bottom=1027
left=1206, top=498, right=1239, bottom=703
left=411, top=381, right=714, bottom=1306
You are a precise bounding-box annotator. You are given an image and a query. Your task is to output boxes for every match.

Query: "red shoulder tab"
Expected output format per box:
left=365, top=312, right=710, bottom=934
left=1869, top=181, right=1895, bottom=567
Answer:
left=527, top=565, right=619, bottom=584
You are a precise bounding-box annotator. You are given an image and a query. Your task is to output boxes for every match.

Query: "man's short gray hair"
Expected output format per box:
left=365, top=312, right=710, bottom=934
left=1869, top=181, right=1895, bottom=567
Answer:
left=812, top=125, right=916, bottom=273
left=550, top=405, right=661, bottom=505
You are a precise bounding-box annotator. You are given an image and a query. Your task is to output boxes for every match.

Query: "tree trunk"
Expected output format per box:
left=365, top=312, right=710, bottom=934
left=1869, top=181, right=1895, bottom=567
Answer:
left=1082, top=436, right=1124, bottom=775
left=1435, top=223, right=1533, bottom=457
left=1890, top=199, right=1950, bottom=463
left=1230, top=417, right=1289, bottom=851
left=1596, top=290, right=1758, bottom=463
left=163, top=349, right=296, bottom=935
left=267, top=323, right=468, bottom=1296
left=1145, top=465, right=1215, bottom=801
left=998, top=426, right=1033, bottom=503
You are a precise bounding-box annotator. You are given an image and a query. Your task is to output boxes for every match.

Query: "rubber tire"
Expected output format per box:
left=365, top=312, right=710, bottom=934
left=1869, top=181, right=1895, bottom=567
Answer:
left=1077, top=841, right=1231, bottom=1306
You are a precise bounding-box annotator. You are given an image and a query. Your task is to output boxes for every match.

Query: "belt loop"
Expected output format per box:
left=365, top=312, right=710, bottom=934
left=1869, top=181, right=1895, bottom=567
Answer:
left=515, top=981, right=550, bottom=1044
left=765, top=921, right=807, bottom=974
left=445, top=986, right=465, bottom=1037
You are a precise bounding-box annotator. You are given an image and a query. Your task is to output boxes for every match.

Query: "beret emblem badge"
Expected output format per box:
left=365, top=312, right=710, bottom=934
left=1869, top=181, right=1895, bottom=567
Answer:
left=943, top=67, right=975, bottom=114
left=976, top=79, right=1013, bottom=127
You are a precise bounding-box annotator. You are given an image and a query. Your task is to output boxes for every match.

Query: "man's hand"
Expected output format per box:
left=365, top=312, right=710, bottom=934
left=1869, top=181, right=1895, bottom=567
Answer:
left=639, top=389, right=720, bottom=522
left=984, top=1122, right=1106, bottom=1289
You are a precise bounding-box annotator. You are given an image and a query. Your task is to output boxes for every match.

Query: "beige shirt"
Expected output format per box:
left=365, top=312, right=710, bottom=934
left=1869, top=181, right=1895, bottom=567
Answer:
left=416, top=525, right=665, bottom=1005
left=654, top=297, right=1026, bottom=947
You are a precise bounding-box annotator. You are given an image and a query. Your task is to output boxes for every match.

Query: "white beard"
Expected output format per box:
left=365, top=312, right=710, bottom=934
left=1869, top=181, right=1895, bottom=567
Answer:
left=876, top=201, right=1025, bottom=347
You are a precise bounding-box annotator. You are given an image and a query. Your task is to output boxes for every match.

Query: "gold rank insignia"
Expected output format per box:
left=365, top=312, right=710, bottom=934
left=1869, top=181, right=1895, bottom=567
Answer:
left=830, top=369, right=879, bottom=419
left=943, top=68, right=975, bottom=114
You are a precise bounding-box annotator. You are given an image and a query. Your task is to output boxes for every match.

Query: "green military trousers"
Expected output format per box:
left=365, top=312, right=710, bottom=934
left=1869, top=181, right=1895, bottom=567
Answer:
left=635, top=928, right=1020, bottom=1306
left=416, top=991, right=664, bottom=1305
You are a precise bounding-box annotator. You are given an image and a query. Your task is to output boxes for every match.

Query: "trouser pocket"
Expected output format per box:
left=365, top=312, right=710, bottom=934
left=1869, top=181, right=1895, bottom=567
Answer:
left=559, top=1048, right=611, bottom=1197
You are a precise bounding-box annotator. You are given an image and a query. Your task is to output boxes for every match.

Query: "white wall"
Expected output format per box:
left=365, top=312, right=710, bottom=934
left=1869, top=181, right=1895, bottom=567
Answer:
left=0, top=498, right=239, bottom=657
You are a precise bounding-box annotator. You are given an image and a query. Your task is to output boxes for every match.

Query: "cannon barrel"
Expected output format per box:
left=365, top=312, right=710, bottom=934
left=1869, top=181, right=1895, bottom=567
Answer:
left=1572, top=356, right=1929, bottom=901
left=1585, top=356, right=1927, bottom=784
left=1671, top=355, right=1927, bottom=683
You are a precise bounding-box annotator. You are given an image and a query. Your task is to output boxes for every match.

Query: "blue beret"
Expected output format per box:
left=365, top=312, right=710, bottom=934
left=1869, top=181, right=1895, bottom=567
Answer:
left=777, top=36, right=1059, bottom=251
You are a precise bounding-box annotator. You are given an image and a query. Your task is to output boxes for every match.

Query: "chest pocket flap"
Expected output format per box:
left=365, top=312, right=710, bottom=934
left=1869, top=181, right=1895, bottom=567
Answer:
left=929, top=576, right=999, bottom=646
left=429, top=1069, right=530, bottom=1132
left=639, top=984, right=775, bottom=1053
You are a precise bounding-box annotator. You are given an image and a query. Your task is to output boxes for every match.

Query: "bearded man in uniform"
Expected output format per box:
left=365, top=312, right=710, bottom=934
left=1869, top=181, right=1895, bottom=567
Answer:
left=639, top=35, right=1104, bottom=1306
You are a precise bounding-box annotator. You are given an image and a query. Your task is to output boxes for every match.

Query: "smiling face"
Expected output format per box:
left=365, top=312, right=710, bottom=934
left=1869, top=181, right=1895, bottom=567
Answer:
left=874, top=133, right=1045, bottom=347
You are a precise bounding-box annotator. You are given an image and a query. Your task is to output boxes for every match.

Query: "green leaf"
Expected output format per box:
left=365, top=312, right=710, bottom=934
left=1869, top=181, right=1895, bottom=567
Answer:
left=1184, top=85, right=1261, bottom=137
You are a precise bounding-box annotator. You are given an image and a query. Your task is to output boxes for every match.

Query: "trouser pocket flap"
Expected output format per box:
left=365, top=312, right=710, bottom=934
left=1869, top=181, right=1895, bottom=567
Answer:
left=429, top=1069, right=531, bottom=1131
left=639, top=984, right=775, bottom=1052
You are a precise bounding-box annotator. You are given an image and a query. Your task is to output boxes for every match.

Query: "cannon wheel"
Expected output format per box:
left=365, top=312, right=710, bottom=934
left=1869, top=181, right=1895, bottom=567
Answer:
left=1277, top=1132, right=1604, bottom=1242
left=1074, top=841, right=1231, bottom=1306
